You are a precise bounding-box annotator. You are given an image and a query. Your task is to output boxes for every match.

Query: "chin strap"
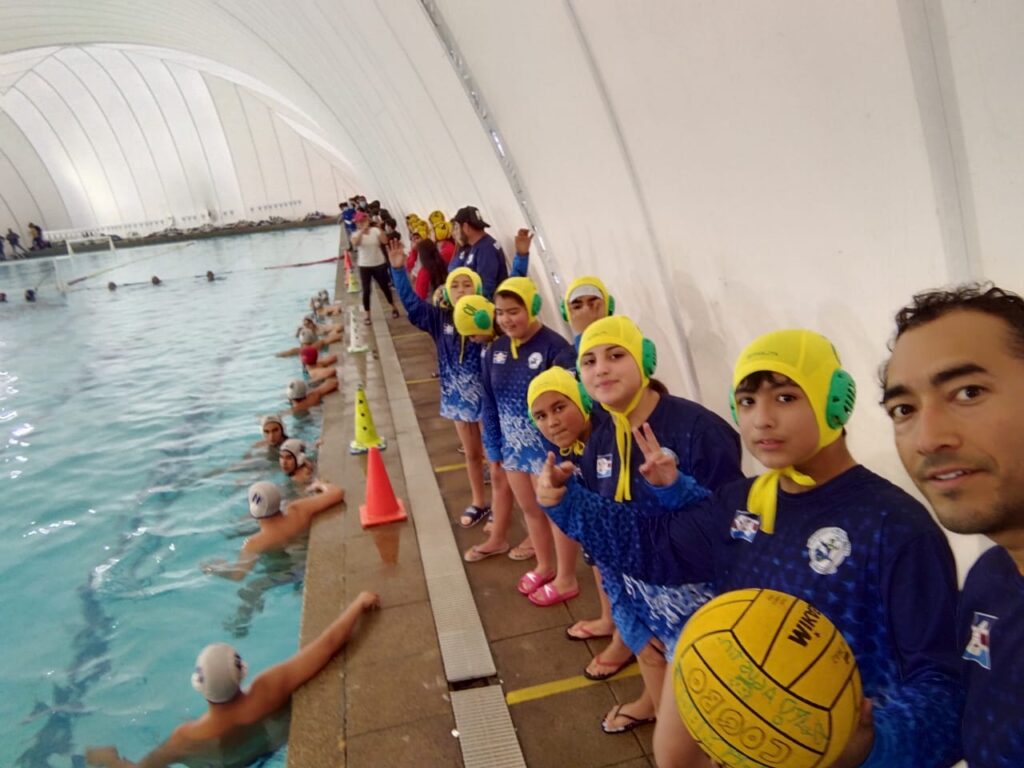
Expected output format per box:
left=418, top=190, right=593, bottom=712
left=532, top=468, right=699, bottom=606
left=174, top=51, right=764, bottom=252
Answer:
left=745, top=467, right=816, bottom=534
left=607, top=387, right=647, bottom=501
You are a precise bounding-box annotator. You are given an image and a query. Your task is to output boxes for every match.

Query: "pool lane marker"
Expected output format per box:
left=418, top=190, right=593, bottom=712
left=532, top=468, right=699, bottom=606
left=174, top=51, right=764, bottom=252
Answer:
left=504, top=665, right=642, bottom=706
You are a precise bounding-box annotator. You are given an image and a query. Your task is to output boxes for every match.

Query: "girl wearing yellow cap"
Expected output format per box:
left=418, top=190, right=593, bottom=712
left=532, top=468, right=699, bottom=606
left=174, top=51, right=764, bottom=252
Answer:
left=539, top=328, right=962, bottom=767
left=475, top=275, right=579, bottom=603
left=386, top=242, right=498, bottom=528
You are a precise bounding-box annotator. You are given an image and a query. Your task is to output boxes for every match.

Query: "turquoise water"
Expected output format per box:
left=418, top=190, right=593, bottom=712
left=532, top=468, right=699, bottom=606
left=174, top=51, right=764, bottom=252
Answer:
left=0, top=228, right=341, bottom=767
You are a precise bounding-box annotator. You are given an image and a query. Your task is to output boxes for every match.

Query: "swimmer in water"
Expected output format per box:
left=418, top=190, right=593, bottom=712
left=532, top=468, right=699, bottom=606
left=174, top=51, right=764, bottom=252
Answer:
left=108, top=282, right=117, bottom=291
left=206, top=270, right=215, bottom=282
left=285, top=378, right=338, bottom=415
left=254, top=414, right=288, bottom=449
left=24, top=288, right=36, bottom=302
left=151, top=276, right=162, bottom=286
left=276, top=322, right=342, bottom=357
left=0, top=292, right=6, bottom=302
left=84, top=590, right=380, bottom=768
left=202, top=479, right=344, bottom=580
left=279, top=438, right=316, bottom=486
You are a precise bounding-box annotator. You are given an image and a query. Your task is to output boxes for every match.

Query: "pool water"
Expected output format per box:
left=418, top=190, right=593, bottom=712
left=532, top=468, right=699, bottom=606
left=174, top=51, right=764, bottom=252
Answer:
left=0, top=227, right=342, bottom=767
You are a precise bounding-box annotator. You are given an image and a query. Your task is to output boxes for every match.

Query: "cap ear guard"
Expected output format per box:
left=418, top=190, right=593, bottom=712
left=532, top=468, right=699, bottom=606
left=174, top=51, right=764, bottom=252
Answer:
left=473, top=309, right=492, bottom=331
left=641, top=338, right=657, bottom=378
left=826, top=369, right=857, bottom=428
left=729, top=388, right=739, bottom=425
left=577, top=381, right=593, bottom=414
left=531, top=293, right=542, bottom=317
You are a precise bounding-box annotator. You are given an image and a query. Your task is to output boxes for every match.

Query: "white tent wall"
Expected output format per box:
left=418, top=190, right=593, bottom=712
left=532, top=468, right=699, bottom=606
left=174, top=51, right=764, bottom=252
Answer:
left=2, top=1, right=1024, bottom=581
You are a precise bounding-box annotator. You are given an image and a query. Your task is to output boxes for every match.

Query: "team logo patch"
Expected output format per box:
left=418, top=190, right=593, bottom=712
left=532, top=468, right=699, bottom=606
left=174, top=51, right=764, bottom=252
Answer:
left=730, top=511, right=761, bottom=543
left=596, top=454, right=613, bottom=479
left=527, top=352, right=543, bottom=370
left=805, top=527, right=852, bottom=575
left=443, top=324, right=454, bottom=335
left=963, top=612, right=997, bottom=670
left=493, top=351, right=508, bottom=364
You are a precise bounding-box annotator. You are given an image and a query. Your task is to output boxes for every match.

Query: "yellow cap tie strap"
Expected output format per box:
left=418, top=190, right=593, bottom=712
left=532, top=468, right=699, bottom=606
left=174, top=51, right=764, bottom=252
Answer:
left=510, top=337, right=520, bottom=359
left=459, top=336, right=465, bottom=364
left=745, top=467, right=816, bottom=534
left=559, top=440, right=586, bottom=458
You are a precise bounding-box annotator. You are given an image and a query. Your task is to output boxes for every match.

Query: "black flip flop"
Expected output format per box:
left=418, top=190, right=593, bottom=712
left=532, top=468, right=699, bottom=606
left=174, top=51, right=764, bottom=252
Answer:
left=459, top=505, right=490, bottom=528
left=582, top=654, right=636, bottom=681
left=601, top=704, right=656, bottom=735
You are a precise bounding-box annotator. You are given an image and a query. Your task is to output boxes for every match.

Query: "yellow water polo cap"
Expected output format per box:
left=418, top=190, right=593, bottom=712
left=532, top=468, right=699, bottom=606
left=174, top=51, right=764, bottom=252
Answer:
left=527, top=366, right=590, bottom=419
left=496, top=276, right=541, bottom=321
left=428, top=210, right=447, bottom=227
left=453, top=294, right=495, bottom=338
left=578, top=316, right=653, bottom=388
left=732, top=329, right=855, bottom=452
left=446, top=267, right=483, bottom=298
left=564, top=275, right=611, bottom=308
left=434, top=221, right=453, bottom=241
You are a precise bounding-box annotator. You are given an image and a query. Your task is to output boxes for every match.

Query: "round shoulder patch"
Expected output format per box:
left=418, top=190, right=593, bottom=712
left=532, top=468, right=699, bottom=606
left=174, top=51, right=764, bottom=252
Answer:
left=806, top=527, right=852, bottom=575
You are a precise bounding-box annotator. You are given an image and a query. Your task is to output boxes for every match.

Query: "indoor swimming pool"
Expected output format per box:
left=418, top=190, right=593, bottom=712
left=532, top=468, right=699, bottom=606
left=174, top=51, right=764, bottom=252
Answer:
left=0, top=226, right=341, bottom=767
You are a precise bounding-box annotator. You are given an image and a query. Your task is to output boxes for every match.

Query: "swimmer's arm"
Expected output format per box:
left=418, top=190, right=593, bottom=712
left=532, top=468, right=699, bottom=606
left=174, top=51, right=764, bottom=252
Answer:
left=85, top=730, right=190, bottom=768
left=288, top=482, right=344, bottom=526
left=202, top=549, right=258, bottom=581
left=248, top=591, right=380, bottom=713
left=275, top=346, right=300, bottom=357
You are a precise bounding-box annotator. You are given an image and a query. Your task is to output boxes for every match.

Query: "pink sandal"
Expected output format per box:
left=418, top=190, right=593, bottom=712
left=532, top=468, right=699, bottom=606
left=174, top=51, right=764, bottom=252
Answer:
left=516, top=570, right=555, bottom=595
left=528, top=582, right=580, bottom=607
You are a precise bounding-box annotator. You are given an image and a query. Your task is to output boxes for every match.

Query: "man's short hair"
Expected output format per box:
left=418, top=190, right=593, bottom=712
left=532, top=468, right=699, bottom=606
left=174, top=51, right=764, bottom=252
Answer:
left=890, top=283, right=1024, bottom=357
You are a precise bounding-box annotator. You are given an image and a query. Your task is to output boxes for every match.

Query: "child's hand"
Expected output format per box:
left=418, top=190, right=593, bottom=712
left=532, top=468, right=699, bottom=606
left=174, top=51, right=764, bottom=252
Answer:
left=514, top=228, right=533, bottom=255
left=634, top=422, right=678, bottom=488
left=386, top=238, right=406, bottom=268
left=537, top=452, right=575, bottom=506
left=357, top=591, right=381, bottom=611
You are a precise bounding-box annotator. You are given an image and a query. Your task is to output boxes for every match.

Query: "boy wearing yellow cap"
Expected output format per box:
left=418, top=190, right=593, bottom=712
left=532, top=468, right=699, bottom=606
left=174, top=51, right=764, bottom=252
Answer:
left=477, top=275, right=578, bottom=602
left=539, top=328, right=963, bottom=767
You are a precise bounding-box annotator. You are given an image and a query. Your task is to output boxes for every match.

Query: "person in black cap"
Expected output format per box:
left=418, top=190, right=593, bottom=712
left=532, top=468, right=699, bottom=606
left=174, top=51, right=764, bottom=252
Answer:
left=449, top=206, right=508, bottom=299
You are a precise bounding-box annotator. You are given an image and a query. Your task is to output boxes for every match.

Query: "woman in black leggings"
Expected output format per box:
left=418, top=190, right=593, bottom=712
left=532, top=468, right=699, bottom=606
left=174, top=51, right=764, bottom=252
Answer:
left=351, top=212, right=400, bottom=324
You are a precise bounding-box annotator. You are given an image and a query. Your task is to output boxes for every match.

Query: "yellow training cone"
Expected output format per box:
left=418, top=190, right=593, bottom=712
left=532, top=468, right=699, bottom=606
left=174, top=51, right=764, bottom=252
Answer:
left=349, top=386, right=387, bottom=454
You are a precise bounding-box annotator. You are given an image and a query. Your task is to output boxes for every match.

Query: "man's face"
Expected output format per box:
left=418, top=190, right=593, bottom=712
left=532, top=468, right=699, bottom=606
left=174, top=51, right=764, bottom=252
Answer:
left=883, top=310, right=1024, bottom=539
left=454, top=222, right=467, bottom=246
left=567, top=294, right=607, bottom=335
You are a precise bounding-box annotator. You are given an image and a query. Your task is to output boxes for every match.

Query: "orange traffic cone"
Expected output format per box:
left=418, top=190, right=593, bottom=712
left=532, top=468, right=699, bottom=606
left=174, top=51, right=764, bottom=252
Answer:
left=359, top=447, right=407, bottom=528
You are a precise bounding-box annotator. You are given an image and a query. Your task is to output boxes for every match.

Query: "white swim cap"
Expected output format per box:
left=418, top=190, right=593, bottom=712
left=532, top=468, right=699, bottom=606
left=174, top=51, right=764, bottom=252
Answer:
left=286, top=379, right=308, bottom=401
left=298, top=328, right=317, bottom=346
left=260, top=414, right=284, bottom=430
left=319, top=289, right=330, bottom=302
left=191, top=643, right=248, bottom=703
left=248, top=480, right=282, bottom=519
left=279, top=438, right=307, bottom=468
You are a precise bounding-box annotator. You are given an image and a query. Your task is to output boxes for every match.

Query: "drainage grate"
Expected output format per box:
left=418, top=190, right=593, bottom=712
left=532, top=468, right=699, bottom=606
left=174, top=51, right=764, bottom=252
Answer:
left=451, top=686, right=527, bottom=768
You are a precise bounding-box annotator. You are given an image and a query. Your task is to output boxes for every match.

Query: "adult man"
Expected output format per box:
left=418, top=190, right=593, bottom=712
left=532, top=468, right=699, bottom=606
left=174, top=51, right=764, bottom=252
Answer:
left=85, top=590, right=379, bottom=767
left=449, top=206, right=508, bottom=299
left=882, top=283, right=1024, bottom=767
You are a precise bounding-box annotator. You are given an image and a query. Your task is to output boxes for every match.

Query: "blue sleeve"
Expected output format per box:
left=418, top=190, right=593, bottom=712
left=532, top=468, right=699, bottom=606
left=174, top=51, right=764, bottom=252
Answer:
left=686, top=414, right=743, bottom=491
left=861, top=528, right=964, bottom=768
left=511, top=252, right=528, bottom=277
left=475, top=240, right=503, bottom=299
left=480, top=352, right=502, bottom=463
left=542, top=478, right=714, bottom=585
left=391, top=267, right=440, bottom=337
